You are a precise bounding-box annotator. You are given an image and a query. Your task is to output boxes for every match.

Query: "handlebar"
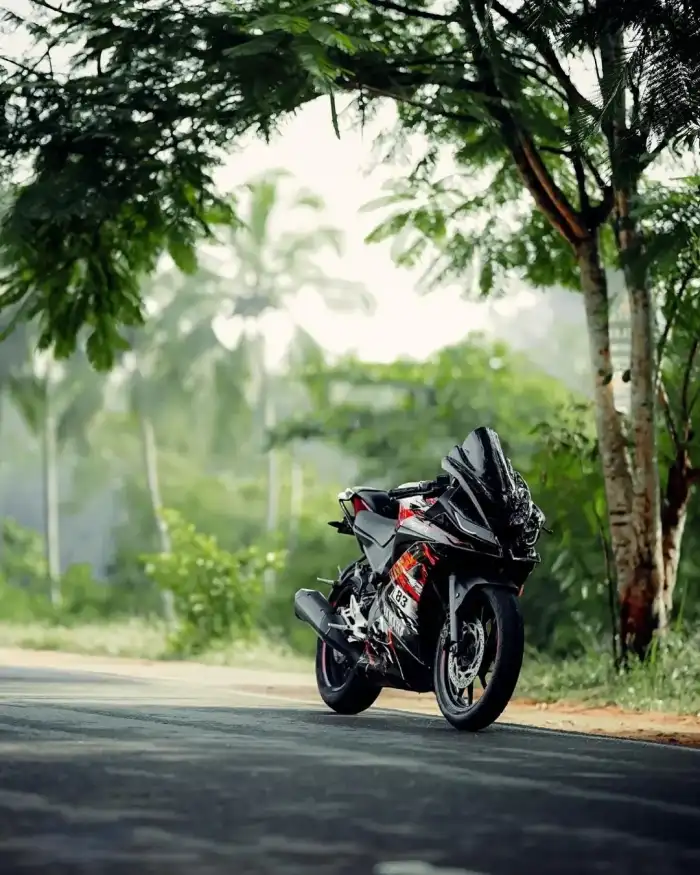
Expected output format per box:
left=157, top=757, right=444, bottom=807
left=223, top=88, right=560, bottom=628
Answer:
left=388, top=478, right=446, bottom=499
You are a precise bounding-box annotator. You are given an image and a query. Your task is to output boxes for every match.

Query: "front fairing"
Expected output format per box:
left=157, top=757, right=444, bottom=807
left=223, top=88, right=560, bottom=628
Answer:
left=442, top=426, right=516, bottom=504
left=440, top=426, right=544, bottom=552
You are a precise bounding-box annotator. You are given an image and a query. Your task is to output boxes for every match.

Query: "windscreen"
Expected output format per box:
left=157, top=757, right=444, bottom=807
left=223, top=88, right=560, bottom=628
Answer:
left=442, top=426, right=516, bottom=502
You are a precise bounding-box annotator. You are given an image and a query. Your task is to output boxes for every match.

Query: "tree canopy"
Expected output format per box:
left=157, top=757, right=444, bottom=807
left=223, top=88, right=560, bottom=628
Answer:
left=1, top=0, right=698, bottom=367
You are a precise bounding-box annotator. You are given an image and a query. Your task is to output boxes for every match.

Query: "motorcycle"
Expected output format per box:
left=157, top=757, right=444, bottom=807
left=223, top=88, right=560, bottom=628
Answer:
left=294, top=425, right=546, bottom=731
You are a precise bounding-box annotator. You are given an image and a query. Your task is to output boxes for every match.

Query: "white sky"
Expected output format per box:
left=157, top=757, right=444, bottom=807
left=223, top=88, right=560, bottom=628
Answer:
left=211, top=98, right=534, bottom=369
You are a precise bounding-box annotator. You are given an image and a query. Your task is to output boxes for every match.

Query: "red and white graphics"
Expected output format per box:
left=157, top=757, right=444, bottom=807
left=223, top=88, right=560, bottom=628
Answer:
left=397, top=494, right=437, bottom=524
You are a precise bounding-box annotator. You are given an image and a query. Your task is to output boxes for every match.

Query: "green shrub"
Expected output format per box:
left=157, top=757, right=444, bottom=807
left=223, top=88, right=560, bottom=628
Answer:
left=142, top=508, right=285, bottom=655
left=0, top=519, right=53, bottom=620
left=58, top=563, right=114, bottom=622
left=0, top=518, right=48, bottom=586
left=0, top=518, right=152, bottom=624
left=0, top=571, right=52, bottom=622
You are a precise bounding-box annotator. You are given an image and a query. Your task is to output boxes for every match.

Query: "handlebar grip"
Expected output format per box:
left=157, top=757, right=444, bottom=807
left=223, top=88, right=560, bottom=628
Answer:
left=388, top=486, right=411, bottom=499
left=389, top=481, right=434, bottom=499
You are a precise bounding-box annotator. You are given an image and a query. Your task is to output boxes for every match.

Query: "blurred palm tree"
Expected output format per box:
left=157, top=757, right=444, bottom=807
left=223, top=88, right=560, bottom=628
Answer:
left=150, top=170, right=373, bottom=589
left=112, top=270, right=259, bottom=621
left=0, top=317, right=106, bottom=606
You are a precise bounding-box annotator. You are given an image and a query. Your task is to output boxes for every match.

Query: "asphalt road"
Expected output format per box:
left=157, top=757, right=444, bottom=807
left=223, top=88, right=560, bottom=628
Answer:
left=0, top=665, right=699, bottom=875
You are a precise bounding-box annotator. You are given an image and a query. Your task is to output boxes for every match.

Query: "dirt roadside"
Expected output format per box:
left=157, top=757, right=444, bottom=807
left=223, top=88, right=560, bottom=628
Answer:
left=2, top=647, right=699, bottom=749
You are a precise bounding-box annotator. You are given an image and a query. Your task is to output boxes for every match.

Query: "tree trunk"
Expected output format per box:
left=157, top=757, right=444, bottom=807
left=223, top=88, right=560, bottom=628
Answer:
left=616, top=190, right=666, bottom=654
left=660, top=453, right=694, bottom=618
left=42, top=373, right=61, bottom=608
left=256, top=332, right=279, bottom=595
left=288, top=449, right=304, bottom=550
left=138, top=406, right=175, bottom=624
left=576, top=235, right=661, bottom=658
left=264, top=388, right=279, bottom=538
left=576, top=239, right=634, bottom=547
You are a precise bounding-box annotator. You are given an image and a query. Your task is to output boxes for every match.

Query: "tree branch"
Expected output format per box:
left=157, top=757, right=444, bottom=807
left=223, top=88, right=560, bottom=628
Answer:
left=681, top=337, right=699, bottom=427
left=453, top=12, right=589, bottom=244
left=656, top=266, right=695, bottom=370
left=0, top=54, right=51, bottom=78
left=516, top=133, right=590, bottom=242
left=490, top=0, right=599, bottom=118
left=658, top=381, right=681, bottom=451
left=582, top=152, right=608, bottom=194
left=510, top=60, right=569, bottom=101
left=569, top=110, right=590, bottom=215
left=366, top=0, right=455, bottom=22
left=539, top=145, right=572, bottom=156
left=356, top=81, right=479, bottom=125
left=27, top=0, right=85, bottom=21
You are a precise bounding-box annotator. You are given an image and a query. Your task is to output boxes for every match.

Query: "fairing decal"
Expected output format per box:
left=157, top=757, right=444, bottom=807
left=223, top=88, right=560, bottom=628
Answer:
left=367, top=542, right=438, bottom=666
left=397, top=495, right=437, bottom=524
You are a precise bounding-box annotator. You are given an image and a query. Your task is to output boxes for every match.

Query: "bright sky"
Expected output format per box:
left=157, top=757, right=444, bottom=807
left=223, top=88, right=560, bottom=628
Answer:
left=212, top=98, right=534, bottom=369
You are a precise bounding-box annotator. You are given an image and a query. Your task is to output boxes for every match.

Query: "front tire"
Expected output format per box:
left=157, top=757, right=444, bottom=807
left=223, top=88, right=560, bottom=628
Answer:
left=314, top=586, right=381, bottom=716
left=433, top=585, right=524, bottom=731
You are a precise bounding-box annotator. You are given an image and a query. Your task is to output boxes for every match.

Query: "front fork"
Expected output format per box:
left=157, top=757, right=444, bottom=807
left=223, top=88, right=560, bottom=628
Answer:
left=448, top=572, right=459, bottom=646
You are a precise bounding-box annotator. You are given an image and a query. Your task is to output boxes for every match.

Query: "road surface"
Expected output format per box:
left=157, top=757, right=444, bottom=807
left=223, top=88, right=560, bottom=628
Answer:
left=0, top=663, right=699, bottom=875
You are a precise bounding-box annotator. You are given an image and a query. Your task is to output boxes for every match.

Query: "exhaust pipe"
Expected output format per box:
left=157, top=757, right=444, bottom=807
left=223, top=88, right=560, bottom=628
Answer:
left=294, top=589, right=361, bottom=663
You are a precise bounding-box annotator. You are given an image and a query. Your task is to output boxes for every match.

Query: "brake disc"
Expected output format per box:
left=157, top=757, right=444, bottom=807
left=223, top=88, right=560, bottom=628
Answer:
left=448, top=620, right=486, bottom=690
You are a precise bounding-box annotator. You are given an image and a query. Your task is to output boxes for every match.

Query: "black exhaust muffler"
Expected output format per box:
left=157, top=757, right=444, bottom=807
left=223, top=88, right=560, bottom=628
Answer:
left=294, top=589, right=362, bottom=664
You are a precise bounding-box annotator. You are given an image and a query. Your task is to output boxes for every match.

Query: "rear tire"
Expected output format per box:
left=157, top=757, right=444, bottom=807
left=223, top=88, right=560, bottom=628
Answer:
left=314, top=585, right=381, bottom=716
left=433, top=585, right=524, bottom=731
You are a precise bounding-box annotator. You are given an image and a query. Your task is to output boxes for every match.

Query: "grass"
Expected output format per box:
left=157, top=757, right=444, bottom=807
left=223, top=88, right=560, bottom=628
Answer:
left=1, top=620, right=698, bottom=715
left=518, top=635, right=700, bottom=716
left=0, top=619, right=313, bottom=673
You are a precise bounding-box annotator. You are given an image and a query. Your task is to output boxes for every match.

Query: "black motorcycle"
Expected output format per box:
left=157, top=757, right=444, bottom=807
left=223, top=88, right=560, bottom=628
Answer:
left=294, top=426, right=546, bottom=731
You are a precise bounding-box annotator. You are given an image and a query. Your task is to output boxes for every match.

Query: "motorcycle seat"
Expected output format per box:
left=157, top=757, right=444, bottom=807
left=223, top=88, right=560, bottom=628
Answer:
left=354, top=487, right=399, bottom=519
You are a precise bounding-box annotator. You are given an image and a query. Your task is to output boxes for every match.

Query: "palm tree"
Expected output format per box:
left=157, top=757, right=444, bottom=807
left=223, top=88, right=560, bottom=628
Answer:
left=154, top=171, right=373, bottom=590
left=1, top=327, right=106, bottom=607
left=542, top=0, right=700, bottom=148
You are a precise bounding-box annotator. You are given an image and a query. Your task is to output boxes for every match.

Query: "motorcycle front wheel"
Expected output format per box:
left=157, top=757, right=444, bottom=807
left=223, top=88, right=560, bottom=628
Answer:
left=433, top=584, right=524, bottom=732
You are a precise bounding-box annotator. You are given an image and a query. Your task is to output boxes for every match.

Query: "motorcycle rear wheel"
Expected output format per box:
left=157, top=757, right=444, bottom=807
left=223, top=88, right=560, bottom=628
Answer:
left=314, top=585, right=381, bottom=716
left=433, top=585, right=524, bottom=732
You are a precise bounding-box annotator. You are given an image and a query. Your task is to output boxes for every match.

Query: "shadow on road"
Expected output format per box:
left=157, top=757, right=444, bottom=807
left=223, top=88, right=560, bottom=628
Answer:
left=0, top=692, right=699, bottom=875
left=0, top=667, right=148, bottom=686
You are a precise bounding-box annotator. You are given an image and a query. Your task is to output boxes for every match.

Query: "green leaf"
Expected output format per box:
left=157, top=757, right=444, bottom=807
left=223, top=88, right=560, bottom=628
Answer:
left=329, top=88, right=340, bottom=139
left=168, top=236, right=198, bottom=275
left=248, top=13, right=311, bottom=35
left=308, top=21, right=356, bottom=53
left=224, top=35, right=283, bottom=58
left=480, top=260, right=494, bottom=296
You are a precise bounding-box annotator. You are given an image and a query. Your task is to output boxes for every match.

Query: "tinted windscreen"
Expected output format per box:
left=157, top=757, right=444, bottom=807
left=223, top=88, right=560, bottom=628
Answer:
left=444, top=426, right=516, bottom=500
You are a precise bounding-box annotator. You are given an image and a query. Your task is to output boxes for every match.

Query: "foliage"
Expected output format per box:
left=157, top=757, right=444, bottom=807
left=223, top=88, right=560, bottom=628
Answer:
left=142, top=509, right=285, bottom=655
left=530, top=0, right=700, bottom=149
left=274, top=337, right=573, bottom=478
left=0, top=520, right=144, bottom=622
left=2, top=0, right=696, bottom=363
left=0, top=517, right=47, bottom=589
